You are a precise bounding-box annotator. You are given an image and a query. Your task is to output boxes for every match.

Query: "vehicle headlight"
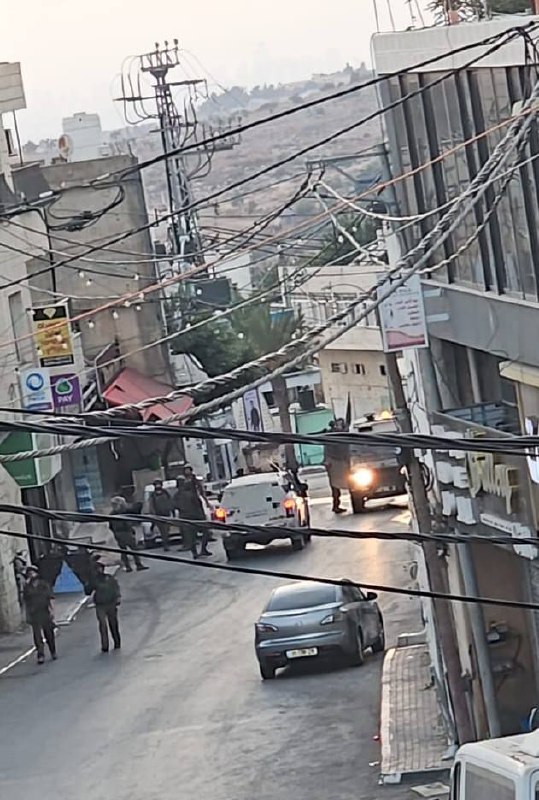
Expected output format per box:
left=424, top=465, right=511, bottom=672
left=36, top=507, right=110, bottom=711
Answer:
left=350, top=468, right=375, bottom=489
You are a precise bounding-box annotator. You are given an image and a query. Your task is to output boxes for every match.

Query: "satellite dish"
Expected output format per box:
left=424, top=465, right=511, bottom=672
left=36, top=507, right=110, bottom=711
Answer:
left=57, top=133, right=73, bottom=160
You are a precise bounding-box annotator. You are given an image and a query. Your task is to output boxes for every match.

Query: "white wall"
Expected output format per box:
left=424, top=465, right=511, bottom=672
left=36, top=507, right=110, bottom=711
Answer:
left=318, top=348, right=390, bottom=419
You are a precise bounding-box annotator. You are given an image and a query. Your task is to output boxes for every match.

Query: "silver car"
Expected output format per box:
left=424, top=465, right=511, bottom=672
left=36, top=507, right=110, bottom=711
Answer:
left=255, top=580, right=385, bottom=680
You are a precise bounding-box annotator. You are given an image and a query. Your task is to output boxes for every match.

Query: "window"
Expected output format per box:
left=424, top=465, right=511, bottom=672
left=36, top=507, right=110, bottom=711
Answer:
left=331, top=362, right=348, bottom=374
left=379, top=364, right=387, bottom=376
left=353, top=363, right=366, bottom=375
left=463, top=763, right=515, bottom=800
left=267, top=585, right=337, bottom=611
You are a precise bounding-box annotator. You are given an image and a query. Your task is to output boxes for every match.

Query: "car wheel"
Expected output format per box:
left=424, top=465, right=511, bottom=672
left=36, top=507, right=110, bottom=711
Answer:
left=372, top=620, right=385, bottom=653
left=350, top=491, right=365, bottom=514
left=350, top=627, right=365, bottom=667
left=291, top=536, right=304, bottom=552
left=225, top=548, right=240, bottom=561
left=303, top=533, right=312, bottom=544
left=259, top=662, right=276, bottom=680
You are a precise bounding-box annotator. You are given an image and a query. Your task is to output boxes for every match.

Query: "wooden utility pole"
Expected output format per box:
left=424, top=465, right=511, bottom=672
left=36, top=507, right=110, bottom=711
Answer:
left=385, top=352, right=475, bottom=744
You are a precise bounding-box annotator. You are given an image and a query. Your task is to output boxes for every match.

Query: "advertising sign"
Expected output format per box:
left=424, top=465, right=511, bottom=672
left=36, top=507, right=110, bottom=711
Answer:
left=32, top=304, right=74, bottom=368
left=243, top=388, right=263, bottom=433
left=50, top=374, right=81, bottom=411
left=19, top=368, right=53, bottom=412
left=378, top=273, right=429, bottom=353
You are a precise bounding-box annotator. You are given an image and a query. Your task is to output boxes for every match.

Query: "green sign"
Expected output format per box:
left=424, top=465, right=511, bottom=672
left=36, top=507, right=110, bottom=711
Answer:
left=0, top=431, right=61, bottom=488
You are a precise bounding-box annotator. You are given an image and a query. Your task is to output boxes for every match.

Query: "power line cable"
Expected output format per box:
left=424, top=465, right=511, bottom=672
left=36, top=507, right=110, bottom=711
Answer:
left=1, top=525, right=538, bottom=613
left=0, top=122, right=530, bottom=463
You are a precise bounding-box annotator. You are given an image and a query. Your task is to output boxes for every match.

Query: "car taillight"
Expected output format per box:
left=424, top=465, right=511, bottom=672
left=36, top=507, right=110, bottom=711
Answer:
left=256, top=622, right=278, bottom=634
left=320, top=611, right=345, bottom=626
left=213, top=507, right=227, bottom=522
left=283, top=497, right=295, bottom=517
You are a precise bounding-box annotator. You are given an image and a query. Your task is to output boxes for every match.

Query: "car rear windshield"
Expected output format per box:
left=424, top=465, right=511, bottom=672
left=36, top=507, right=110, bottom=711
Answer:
left=267, top=585, right=338, bottom=611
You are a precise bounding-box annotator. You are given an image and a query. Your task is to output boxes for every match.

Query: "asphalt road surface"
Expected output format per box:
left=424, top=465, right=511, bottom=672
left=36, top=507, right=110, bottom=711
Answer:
left=0, top=496, right=421, bottom=800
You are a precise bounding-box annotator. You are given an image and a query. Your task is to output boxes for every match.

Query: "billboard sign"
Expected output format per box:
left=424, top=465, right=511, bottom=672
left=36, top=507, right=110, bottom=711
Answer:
left=32, top=304, right=74, bottom=367
left=243, top=388, right=263, bottom=433
left=378, top=273, right=429, bottom=353
left=51, top=374, right=81, bottom=411
left=19, top=368, right=53, bottom=412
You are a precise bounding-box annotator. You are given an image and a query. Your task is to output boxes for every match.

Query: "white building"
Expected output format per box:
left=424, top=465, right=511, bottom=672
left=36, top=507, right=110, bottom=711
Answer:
left=61, top=112, right=107, bottom=162
left=284, top=239, right=391, bottom=419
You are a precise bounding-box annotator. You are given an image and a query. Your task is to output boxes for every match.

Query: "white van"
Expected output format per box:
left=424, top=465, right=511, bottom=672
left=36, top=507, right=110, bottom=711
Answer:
left=213, top=472, right=311, bottom=560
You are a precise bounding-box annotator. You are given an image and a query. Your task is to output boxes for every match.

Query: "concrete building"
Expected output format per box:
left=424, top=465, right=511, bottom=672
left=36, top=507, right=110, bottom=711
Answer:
left=0, top=63, right=62, bottom=631
left=17, top=154, right=189, bottom=506
left=284, top=246, right=390, bottom=420
left=373, top=17, right=539, bottom=738
left=26, top=154, right=171, bottom=384
left=61, top=112, right=107, bottom=162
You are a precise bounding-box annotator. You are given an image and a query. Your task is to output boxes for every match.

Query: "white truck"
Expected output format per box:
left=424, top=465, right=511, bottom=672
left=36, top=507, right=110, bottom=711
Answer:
left=452, top=730, right=539, bottom=799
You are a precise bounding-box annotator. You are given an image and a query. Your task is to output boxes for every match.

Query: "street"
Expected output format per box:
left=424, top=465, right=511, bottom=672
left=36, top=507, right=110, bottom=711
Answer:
left=0, top=498, right=421, bottom=800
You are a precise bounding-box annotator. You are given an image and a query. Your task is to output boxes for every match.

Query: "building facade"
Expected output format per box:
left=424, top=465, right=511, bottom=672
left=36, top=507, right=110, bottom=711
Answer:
left=284, top=251, right=390, bottom=420
left=0, top=63, right=62, bottom=631
left=373, top=17, right=539, bottom=737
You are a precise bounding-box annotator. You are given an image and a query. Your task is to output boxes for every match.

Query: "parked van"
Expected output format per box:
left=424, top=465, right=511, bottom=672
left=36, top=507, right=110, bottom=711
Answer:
left=213, top=472, right=311, bottom=560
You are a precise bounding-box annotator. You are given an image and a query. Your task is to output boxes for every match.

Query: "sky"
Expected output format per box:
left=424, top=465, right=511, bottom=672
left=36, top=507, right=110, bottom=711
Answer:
left=1, top=1, right=429, bottom=142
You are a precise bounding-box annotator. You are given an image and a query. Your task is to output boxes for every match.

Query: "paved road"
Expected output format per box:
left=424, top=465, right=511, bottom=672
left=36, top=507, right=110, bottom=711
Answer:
left=0, top=498, right=421, bottom=800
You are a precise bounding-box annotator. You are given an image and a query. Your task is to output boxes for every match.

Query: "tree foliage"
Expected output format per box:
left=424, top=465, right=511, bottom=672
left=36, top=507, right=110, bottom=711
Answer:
left=169, top=291, right=302, bottom=378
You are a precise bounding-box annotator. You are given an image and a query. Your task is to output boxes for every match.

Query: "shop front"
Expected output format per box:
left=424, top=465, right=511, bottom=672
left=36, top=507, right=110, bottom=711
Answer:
left=431, top=410, right=539, bottom=736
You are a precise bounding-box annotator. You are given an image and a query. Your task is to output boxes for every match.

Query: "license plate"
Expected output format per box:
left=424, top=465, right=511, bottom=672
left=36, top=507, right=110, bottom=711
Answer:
left=379, top=486, right=395, bottom=492
left=286, top=647, right=318, bottom=659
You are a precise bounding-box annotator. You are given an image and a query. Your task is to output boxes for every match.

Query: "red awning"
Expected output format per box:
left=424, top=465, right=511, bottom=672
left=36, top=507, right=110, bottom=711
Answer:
left=102, top=367, right=192, bottom=422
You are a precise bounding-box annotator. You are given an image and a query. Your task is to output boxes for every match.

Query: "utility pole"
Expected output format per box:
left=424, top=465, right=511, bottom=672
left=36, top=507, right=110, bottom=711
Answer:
left=139, top=41, right=203, bottom=269
left=118, top=39, right=240, bottom=273
left=385, top=352, right=474, bottom=743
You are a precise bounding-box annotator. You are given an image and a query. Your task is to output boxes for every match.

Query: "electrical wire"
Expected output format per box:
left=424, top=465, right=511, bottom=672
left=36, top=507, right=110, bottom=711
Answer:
left=0, top=93, right=535, bottom=355
left=0, top=119, right=530, bottom=463
left=1, top=414, right=539, bottom=459
left=0, top=26, right=529, bottom=235
left=2, top=525, right=539, bottom=613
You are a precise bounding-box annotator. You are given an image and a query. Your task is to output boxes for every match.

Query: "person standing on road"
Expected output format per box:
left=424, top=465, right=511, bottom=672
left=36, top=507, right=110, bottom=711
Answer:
left=149, top=479, right=174, bottom=551
left=23, top=566, right=57, bottom=665
left=85, top=561, right=121, bottom=653
left=324, top=418, right=348, bottom=514
left=109, top=496, right=149, bottom=573
left=173, top=469, right=212, bottom=559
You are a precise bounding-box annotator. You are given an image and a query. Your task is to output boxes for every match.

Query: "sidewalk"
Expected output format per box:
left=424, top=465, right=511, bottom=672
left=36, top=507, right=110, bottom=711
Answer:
left=380, top=640, right=452, bottom=784
left=0, top=520, right=121, bottom=676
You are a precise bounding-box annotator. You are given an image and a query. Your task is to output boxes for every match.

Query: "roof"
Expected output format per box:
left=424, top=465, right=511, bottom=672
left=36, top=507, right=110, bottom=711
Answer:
left=12, top=164, right=50, bottom=202
left=102, top=367, right=192, bottom=422
left=225, top=472, right=283, bottom=488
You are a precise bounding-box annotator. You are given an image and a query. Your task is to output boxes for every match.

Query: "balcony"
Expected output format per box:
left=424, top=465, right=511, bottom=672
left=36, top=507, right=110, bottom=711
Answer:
left=441, top=401, right=520, bottom=436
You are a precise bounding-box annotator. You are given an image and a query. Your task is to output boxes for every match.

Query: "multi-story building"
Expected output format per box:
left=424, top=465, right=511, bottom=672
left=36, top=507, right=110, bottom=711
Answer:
left=373, top=16, right=539, bottom=738
left=285, top=244, right=391, bottom=420
left=15, top=151, right=190, bottom=508
left=0, top=63, right=63, bottom=631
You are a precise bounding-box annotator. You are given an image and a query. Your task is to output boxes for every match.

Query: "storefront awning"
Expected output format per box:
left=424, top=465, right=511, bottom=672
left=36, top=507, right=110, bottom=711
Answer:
left=102, top=367, right=192, bottom=422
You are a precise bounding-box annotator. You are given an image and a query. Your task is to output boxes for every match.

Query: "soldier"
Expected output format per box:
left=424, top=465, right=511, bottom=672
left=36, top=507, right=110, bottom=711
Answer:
left=149, top=479, right=174, bottom=551
left=109, top=496, right=149, bottom=573
left=174, top=468, right=212, bottom=559
left=85, top=561, right=122, bottom=653
left=23, top=566, right=56, bottom=665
